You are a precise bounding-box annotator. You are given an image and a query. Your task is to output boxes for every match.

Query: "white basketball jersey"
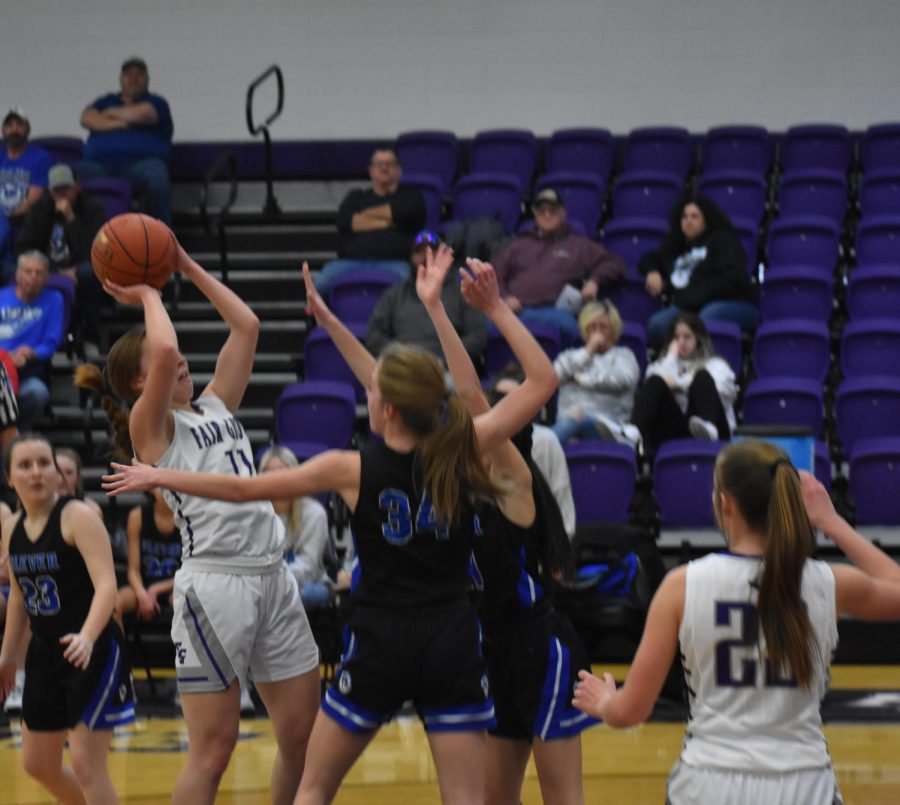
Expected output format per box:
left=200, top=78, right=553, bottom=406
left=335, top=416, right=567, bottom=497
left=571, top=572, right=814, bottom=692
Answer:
left=679, top=552, right=837, bottom=773
left=155, top=395, right=284, bottom=568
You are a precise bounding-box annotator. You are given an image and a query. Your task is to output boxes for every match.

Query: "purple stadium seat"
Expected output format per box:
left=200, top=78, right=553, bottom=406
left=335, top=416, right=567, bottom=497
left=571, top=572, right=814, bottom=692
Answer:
left=855, top=215, right=900, bottom=266
left=701, top=126, right=772, bottom=176
left=624, top=127, right=693, bottom=179
left=303, top=323, right=368, bottom=402
left=400, top=173, right=445, bottom=230
left=601, top=217, right=669, bottom=276
left=612, top=170, right=683, bottom=221
left=395, top=131, right=459, bottom=190
left=30, top=136, right=84, bottom=167
left=759, top=266, right=833, bottom=322
left=753, top=319, right=831, bottom=383
left=835, top=376, right=900, bottom=454
left=705, top=319, right=743, bottom=379
left=546, top=128, right=615, bottom=182
left=485, top=321, right=561, bottom=378
left=275, top=381, right=357, bottom=451
left=469, top=129, right=539, bottom=190
left=451, top=172, right=524, bottom=233
left=564, top=442, right=637, bottom=525
left=731, top=216, right=760, bottom=278
left=777, top=169, right=848, bottom=226
left=782, top=124, right=852, bottom=174
left=861, top=123, right=900, bottom=173
left=849, top=437, right=900, bottom=525
left=847, top=264, right=900, bottom=320
left=697, top=170, right=767, bottom=227
left=653, top=439, right=724, bottom=528
left=534, top=171, right=606, bottom=234
left=766, top=215, right=841, bottom=272
left=606, top=276, right=661, bottom=327
left=618, top=321, right=648, bottom=377
left=840, top=319, right=900, bottom=380
left=329, top=269, right=402, bottom=324
left=859, top=169, right=900, bottom=218
left=81, top=177, right=132, bottom=220
left=815, top=441, right=832, bottom=494
left=742, top=377, right=824, bottom=436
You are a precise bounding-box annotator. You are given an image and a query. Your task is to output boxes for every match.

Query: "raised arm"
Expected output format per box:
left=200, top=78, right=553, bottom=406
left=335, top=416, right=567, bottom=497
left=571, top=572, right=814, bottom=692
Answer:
left=104, top=450, right=362, bottom=512
left=178, top=245, right=260, bottom=412
left=461, top=260, right=559, bottom=455
left=303, top=263, right=376, bottom=387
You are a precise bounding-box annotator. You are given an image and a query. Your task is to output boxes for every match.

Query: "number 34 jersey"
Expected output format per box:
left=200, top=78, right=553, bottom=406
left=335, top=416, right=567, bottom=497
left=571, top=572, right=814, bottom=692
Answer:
left=8, top=497, right=94, bottom=643
left=156, top=395, right=283, bottom=568
left=679, top=552, right=837, bottom=773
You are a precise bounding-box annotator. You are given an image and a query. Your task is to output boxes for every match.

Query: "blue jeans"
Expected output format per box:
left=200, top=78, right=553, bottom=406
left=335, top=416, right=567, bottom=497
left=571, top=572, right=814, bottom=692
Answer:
left=17, top=377, right=50, bottom=429
left=552, top=414, right=602, bottom=444
left=519, top=306, right=580, bottom=348
left=75, top=158, right=171, bottom=225
left=313, top=259, right=410, bottom=297
left=647, top=301, right=760, bottom=350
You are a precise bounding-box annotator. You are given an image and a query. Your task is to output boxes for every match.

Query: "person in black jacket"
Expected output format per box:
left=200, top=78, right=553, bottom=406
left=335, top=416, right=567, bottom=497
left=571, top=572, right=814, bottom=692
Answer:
left=15, top=164, right=106, bottom=346
left=639, top=194, right=758, bottom=350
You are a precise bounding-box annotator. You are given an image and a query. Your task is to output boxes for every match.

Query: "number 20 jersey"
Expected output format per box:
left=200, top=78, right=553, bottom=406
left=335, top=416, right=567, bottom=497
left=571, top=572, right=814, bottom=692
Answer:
left=679, top=552, right=837, bottom=773
left=155, top=395, right=283, bottom=568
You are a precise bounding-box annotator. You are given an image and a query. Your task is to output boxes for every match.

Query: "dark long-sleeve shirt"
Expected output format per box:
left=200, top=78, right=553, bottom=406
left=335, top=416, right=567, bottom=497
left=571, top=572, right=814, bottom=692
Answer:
left=491, top=224, right=627, bottom=307
left=336, top=186, right=426, bottom=260
left=16, top=190, right=106, bottom=269
left=366, top=276, right=488, bottom=361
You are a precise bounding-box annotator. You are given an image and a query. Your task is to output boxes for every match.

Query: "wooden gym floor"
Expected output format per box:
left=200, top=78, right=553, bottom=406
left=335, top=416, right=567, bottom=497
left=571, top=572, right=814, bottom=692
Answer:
left=3, top=665, right=900, bottom=804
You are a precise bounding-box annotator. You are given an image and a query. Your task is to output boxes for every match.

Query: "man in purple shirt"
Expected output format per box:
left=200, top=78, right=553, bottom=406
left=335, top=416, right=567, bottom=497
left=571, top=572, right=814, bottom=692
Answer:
left=491, top=188, right=626, bottom=344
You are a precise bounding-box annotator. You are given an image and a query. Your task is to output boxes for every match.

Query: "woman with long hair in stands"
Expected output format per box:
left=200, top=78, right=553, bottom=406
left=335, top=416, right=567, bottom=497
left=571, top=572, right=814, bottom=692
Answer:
left=75, top=242, right=320, bottom=805
left=574, top=439, right=900, bottom=805
left=102, top=247, right=559, bottom=805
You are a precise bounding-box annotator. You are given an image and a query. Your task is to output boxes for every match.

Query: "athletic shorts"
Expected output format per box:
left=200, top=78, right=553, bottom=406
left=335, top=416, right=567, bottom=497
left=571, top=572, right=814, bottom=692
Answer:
left=171, top=562, right=319, bottom=694
left=485, top=607, right=598, bottom=741
left=23, top=621, right=135, bottom=732
left=667, top=760, right=844, bottom=805
left=323, top=598, right=496, bottom=734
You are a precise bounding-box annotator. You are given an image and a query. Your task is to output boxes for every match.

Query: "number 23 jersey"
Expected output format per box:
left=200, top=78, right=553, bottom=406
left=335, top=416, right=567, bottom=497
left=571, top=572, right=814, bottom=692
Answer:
left=679, top=552, right=837, bottom=772
left=155, top=395, right=283, bottom=567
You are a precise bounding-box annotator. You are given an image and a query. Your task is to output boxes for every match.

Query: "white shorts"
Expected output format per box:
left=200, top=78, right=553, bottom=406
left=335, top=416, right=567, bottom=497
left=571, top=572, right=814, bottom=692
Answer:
left=667, top=760, right=843, bottom=805
left=171, top=563, right=319, bottom=693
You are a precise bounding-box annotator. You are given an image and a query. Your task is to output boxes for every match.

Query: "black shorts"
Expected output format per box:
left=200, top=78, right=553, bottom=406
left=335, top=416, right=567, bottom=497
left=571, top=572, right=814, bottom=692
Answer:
left=23, top=621, right=135, bottom=732
left=323, top=599, right=495, bottom=734
left=485, top=607, right=598, bottom=742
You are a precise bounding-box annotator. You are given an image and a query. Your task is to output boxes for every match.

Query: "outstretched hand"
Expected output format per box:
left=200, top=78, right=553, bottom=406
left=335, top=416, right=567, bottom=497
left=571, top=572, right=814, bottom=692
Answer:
left=460, top=258, right=502, bottom=314
left=572, top=669, right=617, bottom=719
left=302, top=262, right=333, bottom=325
left=102, top=460, right=159, bottom=496
left=800, top=470, right=837, bottom=530
left=102, top=279, right=159, bottom=307
left=416, top=244, right=456, bottom=309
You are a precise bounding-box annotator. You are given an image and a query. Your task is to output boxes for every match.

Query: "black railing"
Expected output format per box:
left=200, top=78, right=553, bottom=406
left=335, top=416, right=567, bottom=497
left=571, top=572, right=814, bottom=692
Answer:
left=246, top=64, right=284, bottom=217
left=199, top=151, right=239, bottom=286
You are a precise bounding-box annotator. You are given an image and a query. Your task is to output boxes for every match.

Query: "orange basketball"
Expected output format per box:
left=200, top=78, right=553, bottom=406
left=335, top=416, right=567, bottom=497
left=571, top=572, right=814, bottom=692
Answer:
left=91, top=213, right=177, bottom=289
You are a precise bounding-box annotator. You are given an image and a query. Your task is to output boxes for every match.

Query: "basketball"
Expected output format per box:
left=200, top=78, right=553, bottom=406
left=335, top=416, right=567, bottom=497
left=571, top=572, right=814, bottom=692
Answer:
left=91, top=213, right=177, bottom=289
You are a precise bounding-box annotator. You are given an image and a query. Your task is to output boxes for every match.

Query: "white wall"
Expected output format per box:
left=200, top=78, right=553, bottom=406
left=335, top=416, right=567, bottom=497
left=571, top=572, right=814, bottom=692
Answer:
left=3, top=0, right=900, bottom=141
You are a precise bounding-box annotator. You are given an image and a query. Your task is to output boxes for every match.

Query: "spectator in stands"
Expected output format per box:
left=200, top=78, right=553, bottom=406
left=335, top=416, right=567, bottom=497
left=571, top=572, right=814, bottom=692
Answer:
left=490, top=364, right=577, bottom=538
left=0, top=251, right=64, bottom=429
left=639, top=194, right=758, bottom=350
left=366, top=231, right=488, bottom=363
left=55, top=446, right=104, bottom=520
left=551, top=299, right=640, bottom=446
left=625, top=312, right=736, bottom=451
left=314, top=147, right=426, bottom=295
left=77, top=57, right=174, bottom=224
left=492, top=188, right=627, bottom=346
left=258, top=445, right=332, bottom=611
left=15, top=164, right=106, bottom=347
left=0, top=107, right=51, bottom=274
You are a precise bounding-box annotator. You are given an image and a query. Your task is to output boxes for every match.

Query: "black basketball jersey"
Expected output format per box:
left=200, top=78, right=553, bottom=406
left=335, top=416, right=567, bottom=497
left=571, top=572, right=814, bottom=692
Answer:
left=350, top=440, right=476, bottom=609
left=138, top=499, right=181, bottom=586
left=8, top=497, right=96, bottom=643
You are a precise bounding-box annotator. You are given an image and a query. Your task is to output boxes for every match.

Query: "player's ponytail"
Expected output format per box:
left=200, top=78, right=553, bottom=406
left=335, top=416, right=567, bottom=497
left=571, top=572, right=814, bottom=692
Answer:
left=377, top=344, right=501, bottom=522
left=714, top=440, right=818, bottom=688
left=74, top=328, right=146, bottom=462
